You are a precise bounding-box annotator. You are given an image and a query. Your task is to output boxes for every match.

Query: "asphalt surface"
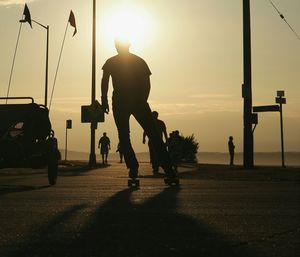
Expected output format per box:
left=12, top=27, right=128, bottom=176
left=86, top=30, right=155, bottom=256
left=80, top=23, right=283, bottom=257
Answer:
left=0, top=162, right=299, bottom=257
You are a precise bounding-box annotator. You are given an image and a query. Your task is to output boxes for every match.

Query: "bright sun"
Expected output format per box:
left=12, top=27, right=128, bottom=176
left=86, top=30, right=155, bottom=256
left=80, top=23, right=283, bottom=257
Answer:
left=103, top=5, right=151, bottom=48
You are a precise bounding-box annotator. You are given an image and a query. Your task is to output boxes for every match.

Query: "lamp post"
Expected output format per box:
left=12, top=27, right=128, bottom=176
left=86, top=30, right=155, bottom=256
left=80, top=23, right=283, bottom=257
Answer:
left=88, top=0, right=97, bottom=166
left=20, top=19, right=49, bottom=107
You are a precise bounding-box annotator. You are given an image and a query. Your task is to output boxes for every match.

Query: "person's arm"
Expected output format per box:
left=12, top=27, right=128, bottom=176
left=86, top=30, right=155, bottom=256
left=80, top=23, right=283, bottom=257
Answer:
left=143, top=76, right=151, bottom=101
left=101, top=70, right=110, bottom=113
left=142, top=131, right=147, bottom=144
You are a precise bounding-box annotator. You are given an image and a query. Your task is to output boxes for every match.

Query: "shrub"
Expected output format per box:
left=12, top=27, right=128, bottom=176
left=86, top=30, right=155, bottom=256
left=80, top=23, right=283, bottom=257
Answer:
left=181, top=134, right=199, bottom=163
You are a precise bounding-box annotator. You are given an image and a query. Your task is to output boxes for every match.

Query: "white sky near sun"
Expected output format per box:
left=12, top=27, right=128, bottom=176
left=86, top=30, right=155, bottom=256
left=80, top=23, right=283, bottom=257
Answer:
left=0, top=0, right=299, bottom=154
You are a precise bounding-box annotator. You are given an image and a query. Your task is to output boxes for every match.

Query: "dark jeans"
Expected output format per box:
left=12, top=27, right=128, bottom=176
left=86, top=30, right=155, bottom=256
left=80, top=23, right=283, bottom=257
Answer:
left=112, top=98, right=172, bottom=174
left=148, top=140, right=159, bottom=172
left=229, top=152, right=234, bottom=166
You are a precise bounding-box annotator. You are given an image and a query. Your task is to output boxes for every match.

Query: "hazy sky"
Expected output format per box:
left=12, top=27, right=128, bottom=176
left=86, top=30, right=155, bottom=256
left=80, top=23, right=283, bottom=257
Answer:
left=0, top=0, right=299, bottom=155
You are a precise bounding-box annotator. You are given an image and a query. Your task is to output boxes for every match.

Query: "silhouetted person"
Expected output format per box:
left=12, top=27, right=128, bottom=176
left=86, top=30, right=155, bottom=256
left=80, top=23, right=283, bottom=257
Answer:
left=100, top=39, right=177, bottom=181
left=167, top=130, right=183, bottom=172
left=228, top=136, right=235, bottom=166
left=142, top=111, right=168, bottom=175
left=116, top=142, right=123, bottom=163
left=98, top=132, right=111, bottom=164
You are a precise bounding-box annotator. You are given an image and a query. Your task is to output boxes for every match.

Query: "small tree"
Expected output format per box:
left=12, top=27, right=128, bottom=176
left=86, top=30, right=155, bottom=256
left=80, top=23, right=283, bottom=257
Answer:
left=181, top=134, right=199, bottom=163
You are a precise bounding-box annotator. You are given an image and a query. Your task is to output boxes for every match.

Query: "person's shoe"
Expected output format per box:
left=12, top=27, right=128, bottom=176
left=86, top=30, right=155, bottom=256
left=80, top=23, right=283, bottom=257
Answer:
left=164, top=168, right=179, bottom=186
left=152, top=168, right=159, bottom=175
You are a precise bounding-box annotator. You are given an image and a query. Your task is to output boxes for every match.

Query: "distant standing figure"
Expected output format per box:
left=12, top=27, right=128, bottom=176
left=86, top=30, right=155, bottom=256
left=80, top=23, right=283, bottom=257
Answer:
left=143, top=111, right=168, bottom=175
left=98, top=132, right=111, bottom=164
left=116, top=142, right=123, bottom=163
left=228, top=136, right=235, bottom=166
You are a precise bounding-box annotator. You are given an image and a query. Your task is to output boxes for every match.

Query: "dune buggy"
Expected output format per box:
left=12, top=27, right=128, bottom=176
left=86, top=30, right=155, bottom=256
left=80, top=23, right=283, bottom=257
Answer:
left=0, top=97, right=58, bottom=185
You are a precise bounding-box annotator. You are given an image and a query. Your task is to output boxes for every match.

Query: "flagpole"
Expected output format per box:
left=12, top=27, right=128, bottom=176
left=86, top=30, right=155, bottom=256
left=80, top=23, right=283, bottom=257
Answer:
left=89, top=0, right=97, bottom=166
left=49, top=22, right=69, bottom=110
left=45, top=25, right=49, bottom=107
left=6, top=20, right=23, bottom=103
left=20, top=18, right=50, bottom=107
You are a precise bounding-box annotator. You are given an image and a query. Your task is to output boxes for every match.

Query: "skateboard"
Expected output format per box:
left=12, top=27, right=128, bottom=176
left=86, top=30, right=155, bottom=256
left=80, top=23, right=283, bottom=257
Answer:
left=164, top=177, right=180, bottom=186
left=128, top=178, right=140, bottom=188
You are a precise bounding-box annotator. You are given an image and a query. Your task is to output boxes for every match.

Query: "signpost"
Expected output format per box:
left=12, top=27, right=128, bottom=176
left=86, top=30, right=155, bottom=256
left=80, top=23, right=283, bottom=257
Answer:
left=253, top=91, right=286, bottom=167
left=65, top=119, right=72, bottom=161
left=276, top=91, right=286, bottom=167
left=253, top=105, right=280, bottom=112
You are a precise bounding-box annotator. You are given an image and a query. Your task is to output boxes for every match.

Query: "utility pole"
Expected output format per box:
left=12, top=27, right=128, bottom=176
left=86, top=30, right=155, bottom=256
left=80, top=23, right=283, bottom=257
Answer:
left=242, top=0, right=254, bottom=168
left=89, top=0, right=97, bottom=166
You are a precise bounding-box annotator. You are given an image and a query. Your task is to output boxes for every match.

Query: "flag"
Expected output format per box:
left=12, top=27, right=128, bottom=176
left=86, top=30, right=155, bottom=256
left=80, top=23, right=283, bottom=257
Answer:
left=68, top=10, right=77, bottom=36
left=23, top=4, right=32, bottom=28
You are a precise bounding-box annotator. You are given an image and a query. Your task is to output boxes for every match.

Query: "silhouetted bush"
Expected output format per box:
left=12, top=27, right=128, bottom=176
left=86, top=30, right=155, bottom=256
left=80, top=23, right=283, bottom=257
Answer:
left=181, top=134, right=199, bottom=163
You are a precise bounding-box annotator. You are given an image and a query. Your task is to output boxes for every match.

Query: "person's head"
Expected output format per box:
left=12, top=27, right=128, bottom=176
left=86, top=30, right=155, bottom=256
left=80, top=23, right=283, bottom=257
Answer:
left=114, top=38, right=131, bottom=55
left=152, top=111, right=159, bottom=119
left=229, top=136, right=233, bottom=140
left=103, top=132, right=107, bottom=136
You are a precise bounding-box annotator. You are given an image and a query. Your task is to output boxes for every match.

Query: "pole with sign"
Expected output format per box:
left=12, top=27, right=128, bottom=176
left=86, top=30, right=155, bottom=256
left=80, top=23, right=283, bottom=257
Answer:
left=65, top=119, right=72, bottom=161
left=276, top=91, right=286, bottom=167
left=252, top=90, right=286, bottom=168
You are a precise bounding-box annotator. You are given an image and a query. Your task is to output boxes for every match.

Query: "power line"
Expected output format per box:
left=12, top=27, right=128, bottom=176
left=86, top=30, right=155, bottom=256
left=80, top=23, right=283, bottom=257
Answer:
left=268, top=0, right=300, bottom=41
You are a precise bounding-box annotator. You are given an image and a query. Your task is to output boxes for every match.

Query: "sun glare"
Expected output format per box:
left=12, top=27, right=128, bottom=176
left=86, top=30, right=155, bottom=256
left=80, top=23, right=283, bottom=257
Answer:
left=103, top=5, right=152, bottom=49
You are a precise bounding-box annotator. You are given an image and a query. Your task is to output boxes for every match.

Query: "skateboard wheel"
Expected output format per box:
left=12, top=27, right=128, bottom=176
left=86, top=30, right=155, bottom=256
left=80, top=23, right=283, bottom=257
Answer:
left=128, top=179, right=140, bottom=188
left=164, top=178, right=179, bottom=186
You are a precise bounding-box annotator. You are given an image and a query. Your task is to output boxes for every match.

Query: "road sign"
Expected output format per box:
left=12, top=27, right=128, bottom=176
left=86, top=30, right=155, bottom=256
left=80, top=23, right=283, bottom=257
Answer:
left=81, top=100, right=105, bottom=123
left=253, top=105, right=279, bottom=112
left=276, top=97, right=286, bottom=104
left=277, top=90, right=285, bottom=97
left=251, top=113, right=258, bottom=124
left=66, top=119, right=72, bottom=129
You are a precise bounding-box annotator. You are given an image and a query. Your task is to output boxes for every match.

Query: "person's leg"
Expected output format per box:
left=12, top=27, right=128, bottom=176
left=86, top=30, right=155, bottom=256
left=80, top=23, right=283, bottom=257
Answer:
left=230, top=152, right=233, bottom=166
left=101, top=153, right=105, bottom=164
left=113, top=101, right=139, bottom=178
left=149, top=140, right=159, bottom=173
left=133, top=102, right=175, bottom=177
left=148, top=141, right=153, bottom=165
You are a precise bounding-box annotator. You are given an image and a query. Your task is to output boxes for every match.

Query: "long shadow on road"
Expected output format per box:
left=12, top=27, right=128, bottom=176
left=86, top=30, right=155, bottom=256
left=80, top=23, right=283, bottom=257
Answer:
left=2, top=187, right=259, bottom=257
left=0, top=185, right=50, bottom=195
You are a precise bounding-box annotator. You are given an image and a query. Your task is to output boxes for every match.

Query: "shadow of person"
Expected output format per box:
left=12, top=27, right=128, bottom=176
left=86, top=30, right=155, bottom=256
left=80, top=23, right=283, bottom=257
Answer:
left=0, top=184, right=50, bottom=196
left=3, top=188, right=258, bottom=257
left=71, top=187, right=257, bottom=257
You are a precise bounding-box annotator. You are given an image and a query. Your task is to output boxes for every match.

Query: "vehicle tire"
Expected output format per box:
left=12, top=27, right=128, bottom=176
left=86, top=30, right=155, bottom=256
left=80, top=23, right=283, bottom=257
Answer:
left=47, top=138, right=58, bottom=185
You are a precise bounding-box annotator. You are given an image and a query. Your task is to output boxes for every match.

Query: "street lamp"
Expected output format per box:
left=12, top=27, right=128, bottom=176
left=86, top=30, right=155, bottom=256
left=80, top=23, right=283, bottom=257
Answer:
left=20, top=19, right=49, bottom=107
left=88, top=0, right=97, bottom=166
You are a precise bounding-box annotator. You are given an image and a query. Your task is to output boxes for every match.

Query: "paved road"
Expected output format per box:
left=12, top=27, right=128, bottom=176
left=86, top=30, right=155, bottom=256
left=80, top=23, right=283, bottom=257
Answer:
left=0, top=163, right=299, bottom=257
